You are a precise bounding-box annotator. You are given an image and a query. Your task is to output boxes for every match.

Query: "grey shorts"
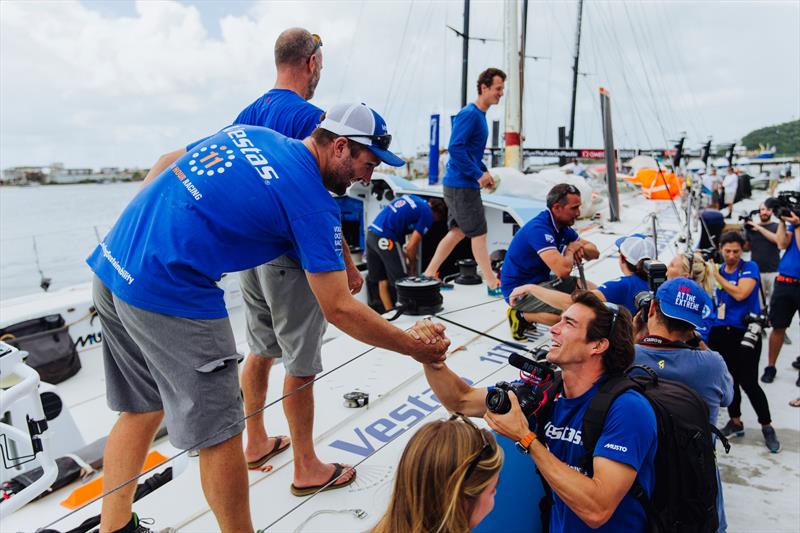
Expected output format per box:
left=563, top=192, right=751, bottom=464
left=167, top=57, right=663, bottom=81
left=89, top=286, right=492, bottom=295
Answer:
left=365, top=231, right=407, bottom=284
left=92, top=276, right=243, bottom=451
left=239, top=255, right=326, bottom=376
left=513, top=276, right=579, bottom=315
left=443, top=186, right=487, bottom=238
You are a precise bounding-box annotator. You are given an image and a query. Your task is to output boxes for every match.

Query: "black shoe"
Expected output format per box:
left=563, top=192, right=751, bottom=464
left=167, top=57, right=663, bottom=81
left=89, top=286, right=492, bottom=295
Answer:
left=761, top=366, right=777, bottom=383
left=791, top=357, right=800, bottom=370
left=762, top=426, right=781, bottom=453
left=507, top=308, right=528, bottom=341
left=796, top=373, right=800, bottom=388
left=720, top=419, right=744, bottom=438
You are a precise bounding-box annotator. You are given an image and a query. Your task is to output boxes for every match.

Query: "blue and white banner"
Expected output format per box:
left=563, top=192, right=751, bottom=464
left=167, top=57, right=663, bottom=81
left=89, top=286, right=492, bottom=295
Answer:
left=428, top=114, right=440, bottom=185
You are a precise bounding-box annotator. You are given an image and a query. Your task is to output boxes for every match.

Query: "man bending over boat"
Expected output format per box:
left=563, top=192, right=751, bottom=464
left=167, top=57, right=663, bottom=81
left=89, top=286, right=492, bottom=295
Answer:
left=87, top=104, right=449, bottom=533
left=502, top=183, right=599, bottom=338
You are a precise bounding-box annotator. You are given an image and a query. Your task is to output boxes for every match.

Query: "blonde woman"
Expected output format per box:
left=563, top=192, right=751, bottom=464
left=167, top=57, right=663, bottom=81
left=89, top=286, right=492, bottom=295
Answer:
left=373, top=415, right=503, bottom=533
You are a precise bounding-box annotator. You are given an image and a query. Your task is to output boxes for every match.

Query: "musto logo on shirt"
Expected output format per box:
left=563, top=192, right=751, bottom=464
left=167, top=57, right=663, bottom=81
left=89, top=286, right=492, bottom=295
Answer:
left=225, top=126, right=281, bottom=182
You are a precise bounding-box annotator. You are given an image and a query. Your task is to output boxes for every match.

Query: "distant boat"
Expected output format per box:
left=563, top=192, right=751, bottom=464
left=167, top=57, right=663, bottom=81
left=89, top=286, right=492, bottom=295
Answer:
left=752, top=144, right=776, bottom=159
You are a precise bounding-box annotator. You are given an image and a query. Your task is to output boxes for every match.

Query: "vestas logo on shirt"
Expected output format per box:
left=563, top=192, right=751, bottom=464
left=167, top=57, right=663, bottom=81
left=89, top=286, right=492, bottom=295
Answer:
left=188, top=145, right=235, bottom=177
left=544, top=421, right=583, bottom=445
left=224, top=126, right=281, bottom=182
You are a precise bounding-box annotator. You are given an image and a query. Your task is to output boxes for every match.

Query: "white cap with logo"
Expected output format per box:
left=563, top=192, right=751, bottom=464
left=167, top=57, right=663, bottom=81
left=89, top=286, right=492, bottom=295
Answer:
left=319, top=103, right=405, bottom=167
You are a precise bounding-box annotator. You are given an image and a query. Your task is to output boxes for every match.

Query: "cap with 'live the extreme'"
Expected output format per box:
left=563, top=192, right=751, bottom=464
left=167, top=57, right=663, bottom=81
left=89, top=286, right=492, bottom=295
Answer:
left=655, top=278, right=713, bottom=329
left=319, top=103, right=405, bottom=167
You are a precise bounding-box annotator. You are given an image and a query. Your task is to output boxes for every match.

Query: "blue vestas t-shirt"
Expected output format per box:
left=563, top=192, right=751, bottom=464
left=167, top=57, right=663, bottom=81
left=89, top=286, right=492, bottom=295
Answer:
left=778, top=225, right=800, bottom=278
left=500, top=209, right=580, bottom=300
left=368, top=194, right=433, bottom=243
left=546, top=383, right=657, bottom=532
left=443, top=103, right=488, bottom=189
left=597, top=275, right=649, bottom=315
left=634, top=345, right=733, bottom=425
left=87, top=126, right=344, bottom=320
left=714, top=260, right=761, bottom=328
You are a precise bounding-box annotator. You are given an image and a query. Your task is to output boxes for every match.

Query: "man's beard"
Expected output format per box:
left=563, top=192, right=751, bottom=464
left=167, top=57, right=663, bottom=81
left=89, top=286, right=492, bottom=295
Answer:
left=322, top=158, right=354, bottom=196
left=307, top=71, right=320, bottom=100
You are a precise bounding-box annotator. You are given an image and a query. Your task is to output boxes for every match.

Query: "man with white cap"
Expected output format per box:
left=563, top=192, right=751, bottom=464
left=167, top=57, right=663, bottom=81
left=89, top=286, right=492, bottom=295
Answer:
left=507, top=234, right=653, bottom=339
left=87, top=103, right=449, bottom=532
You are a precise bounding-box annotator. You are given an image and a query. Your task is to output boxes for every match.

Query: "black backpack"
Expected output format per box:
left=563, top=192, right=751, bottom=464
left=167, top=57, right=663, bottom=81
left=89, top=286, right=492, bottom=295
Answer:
left=580, top=365, right=730, bottom=533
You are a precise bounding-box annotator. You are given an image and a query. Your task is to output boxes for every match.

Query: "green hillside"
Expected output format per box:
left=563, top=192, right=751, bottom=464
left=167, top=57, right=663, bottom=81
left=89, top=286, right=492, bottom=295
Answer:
left=741, top=119, right=800, bottom=156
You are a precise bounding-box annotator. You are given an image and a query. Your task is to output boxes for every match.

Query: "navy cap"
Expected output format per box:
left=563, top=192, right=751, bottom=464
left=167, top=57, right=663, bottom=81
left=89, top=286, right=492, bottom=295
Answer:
left=655, top=278, right=713, bottom=329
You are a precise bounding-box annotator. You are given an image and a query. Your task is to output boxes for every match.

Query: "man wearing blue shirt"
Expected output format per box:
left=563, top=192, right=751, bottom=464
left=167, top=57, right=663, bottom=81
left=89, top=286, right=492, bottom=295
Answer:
left=366, top=195, right=443, bottom=311
left=765, top=211, right=800, bottom=381
left=423, top=291, right=657, bottom=532
left=708, top=232, right=779, bottom=453
left=88, top=104, right=451, bottom=533
left=508, top=234, right=653, bottom=330
left=423, top=68, right=506, bottom=295
left=633, top=278, right=733, bottom=531
left=503, top=184, right=599, bottom=335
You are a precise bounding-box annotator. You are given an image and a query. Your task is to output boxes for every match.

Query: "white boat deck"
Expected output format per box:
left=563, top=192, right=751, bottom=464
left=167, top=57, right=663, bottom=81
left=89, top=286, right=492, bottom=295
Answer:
left=3, top=189, right=799, bottom=532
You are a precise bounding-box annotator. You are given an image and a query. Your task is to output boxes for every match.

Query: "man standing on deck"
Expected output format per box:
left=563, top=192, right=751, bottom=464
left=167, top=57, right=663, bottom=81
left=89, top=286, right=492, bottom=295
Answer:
left=423, top=68, right=506, bottom=295
left=722, top=166, right=738, bottom=218
left=142, top=29, right=370, bottom=497
left=89, top=105, right=450, bottom=533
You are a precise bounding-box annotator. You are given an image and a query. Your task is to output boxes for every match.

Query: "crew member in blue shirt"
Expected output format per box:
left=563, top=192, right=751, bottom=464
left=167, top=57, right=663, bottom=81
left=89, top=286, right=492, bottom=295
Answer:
left=366, top=195, right=444, bottom=311
left=507, top=234, right=653, bottom=339
left=423, top=68, right=506, bottom=295
left=708, top=231, right=780, bottom=452
left=765, top=210, right=800, bottom=381
left=87, top=104, right=451, bottom=533
left=423, top=291, right=657, bottom=532
left=139, top=29, right=368, bottom=496
left=633, top=278, right=733, bottom=531
left=502, top=183, right=599, bottom=335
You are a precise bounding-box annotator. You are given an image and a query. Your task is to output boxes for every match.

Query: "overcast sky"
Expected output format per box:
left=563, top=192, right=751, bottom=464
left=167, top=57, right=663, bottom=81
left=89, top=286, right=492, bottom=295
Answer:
left=1, top=0, right=798, bottom=169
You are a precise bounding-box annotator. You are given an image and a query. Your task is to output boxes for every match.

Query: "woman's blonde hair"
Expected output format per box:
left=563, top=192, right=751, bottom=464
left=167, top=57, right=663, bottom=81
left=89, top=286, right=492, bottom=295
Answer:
left=372, top=416, right=504, bottom=533
left=679, top=252, right=716, bottom=295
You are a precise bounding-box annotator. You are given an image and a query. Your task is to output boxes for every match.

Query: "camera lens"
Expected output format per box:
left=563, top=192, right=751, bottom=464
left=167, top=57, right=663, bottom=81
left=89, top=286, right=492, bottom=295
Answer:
left=485, top=388, right=511, bottom=414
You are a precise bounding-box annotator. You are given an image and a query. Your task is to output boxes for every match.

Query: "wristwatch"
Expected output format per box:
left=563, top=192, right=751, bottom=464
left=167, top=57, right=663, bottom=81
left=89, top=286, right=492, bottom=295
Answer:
left=515, top=432, right=537, bottom=455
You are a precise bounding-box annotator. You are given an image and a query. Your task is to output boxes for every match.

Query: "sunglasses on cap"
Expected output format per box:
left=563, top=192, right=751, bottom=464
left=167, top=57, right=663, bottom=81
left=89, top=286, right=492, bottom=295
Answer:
left=604, top=301, right=620, bottom=338
left=308, top=33, right=323, bottom=60
left=449, top=413, right=494, bottom=480
left=341, top=133, right=393, bottom=151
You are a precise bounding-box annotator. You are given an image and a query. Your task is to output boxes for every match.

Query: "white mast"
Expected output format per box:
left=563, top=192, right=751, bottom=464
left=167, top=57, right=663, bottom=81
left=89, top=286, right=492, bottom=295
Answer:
left=503, top=0, right=521, bottom=169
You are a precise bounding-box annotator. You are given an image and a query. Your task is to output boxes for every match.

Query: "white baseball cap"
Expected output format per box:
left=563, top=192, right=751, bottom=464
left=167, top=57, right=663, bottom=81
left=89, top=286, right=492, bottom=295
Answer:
left=615, top=234, right=656, bottom=264
left=319, top=103, right=405, bottom=167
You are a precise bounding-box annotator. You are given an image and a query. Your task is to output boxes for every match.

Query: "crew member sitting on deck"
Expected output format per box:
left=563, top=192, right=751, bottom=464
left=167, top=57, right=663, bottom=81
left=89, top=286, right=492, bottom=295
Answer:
left=507, top=234, right=654, bottom=330
left=502, top=183, right=599, bottom=338
left=366, top=195, right=444, bottom=311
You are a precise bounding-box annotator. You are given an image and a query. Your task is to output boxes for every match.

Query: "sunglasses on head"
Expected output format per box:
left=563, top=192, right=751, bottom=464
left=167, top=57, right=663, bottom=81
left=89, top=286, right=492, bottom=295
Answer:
left=308, top=33, right=323, bottom=60
left=604, top=301, right=620, bottom=338
left=450, top=413, right=494, bottom=480
left=341, top=134, right=392, bottom=151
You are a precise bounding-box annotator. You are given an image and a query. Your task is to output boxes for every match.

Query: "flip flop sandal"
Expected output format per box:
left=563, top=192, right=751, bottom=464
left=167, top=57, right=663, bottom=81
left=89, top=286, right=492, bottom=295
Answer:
left=790, top=398, right=800, bottom=408
left=247, top=435, right=290, bottom=470
left=290, top=463, right=357, bottom=497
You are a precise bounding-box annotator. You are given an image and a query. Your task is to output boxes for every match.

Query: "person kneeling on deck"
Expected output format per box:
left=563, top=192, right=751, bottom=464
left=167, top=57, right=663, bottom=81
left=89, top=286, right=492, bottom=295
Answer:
left=422, top=291, right=657, bottom=532
left=502, top=183, right=599, bottom=338
left=508, top=234, right=654, bottom=326
left=87, top=104, right=450, bottom=533
left=366, top=195, right=444, bottom=311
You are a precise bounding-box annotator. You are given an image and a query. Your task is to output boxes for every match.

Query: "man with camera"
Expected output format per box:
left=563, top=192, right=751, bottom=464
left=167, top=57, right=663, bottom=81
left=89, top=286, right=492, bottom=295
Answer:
left=708, top=231, right=780, bottom=452
left=423, top=291, right=657, bottom=531
left=764, top=207, right=800, bottom=383
left=632, top=278, right=733, bottom=531
left=743, top=204, right=781, bottom=309
left=502, top=183, right=600, bottom=336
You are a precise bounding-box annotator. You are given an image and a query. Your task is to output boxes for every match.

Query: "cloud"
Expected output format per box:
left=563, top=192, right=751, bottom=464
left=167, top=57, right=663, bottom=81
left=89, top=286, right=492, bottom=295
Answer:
left=1, top=0, right=798, bottom=169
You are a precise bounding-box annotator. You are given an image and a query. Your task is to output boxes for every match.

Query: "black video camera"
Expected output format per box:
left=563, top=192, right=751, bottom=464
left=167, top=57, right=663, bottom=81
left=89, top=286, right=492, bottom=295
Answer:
left=632, top=260, right=667, bottom=324
left=739, top=209, right=760, bottom=228
left=764, top=191, right=800, bottom=219
left=485, top=350, right=558, bottom=418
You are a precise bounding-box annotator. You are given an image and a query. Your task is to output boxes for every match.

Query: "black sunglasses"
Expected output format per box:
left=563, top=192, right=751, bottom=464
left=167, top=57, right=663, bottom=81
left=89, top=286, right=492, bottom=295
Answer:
left=604, top=301, right=620, bottom=338
left=340, top=133, right=392, bottom=151
left=308, top=33, right=323, bottom=61
left=450, top=413, right=493, bottom=480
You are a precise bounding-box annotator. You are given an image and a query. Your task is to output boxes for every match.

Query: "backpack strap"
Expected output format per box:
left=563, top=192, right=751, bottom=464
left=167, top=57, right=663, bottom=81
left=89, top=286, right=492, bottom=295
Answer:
left=579, top=373, right=640, bottom=476
left=710, top=424, right=731, bottom=454
left=630, top=480, right=663, bottom=533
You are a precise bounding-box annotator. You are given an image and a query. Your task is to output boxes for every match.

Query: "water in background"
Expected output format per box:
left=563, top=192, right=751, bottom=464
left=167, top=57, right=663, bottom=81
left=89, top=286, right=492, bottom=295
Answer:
left=0, top=182, right=141, bottom=300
